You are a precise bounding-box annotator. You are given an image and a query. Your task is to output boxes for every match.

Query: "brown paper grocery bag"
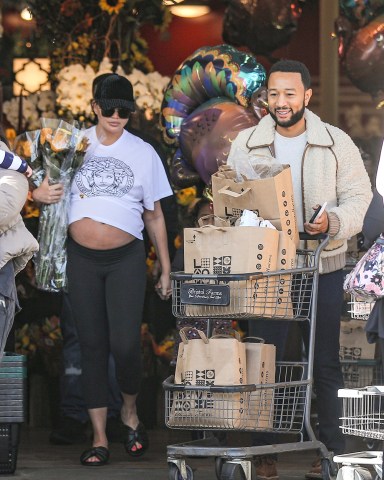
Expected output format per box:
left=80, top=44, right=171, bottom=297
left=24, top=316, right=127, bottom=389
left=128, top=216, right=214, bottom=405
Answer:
left=184, top=225, right=279, bottom=275
left=212, top=165, right=299, bottom=246
left=183, top=225, right=279, bottom=317
left=244, top=337, right=276, bottom=430
left=170, top=328, right=247, bottom=428
left=262, top=231, right=296, bottom=317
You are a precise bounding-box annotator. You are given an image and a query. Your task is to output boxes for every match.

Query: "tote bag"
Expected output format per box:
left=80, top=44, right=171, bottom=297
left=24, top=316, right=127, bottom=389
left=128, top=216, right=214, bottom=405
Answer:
left=170, top=328, right=247, bottom=428
left=343, top=234, right=384, bottom=300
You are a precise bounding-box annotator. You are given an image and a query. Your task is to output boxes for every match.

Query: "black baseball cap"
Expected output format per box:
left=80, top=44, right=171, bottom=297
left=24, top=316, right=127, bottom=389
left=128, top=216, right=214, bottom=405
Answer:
left=94, top=74, right=136, bottom=112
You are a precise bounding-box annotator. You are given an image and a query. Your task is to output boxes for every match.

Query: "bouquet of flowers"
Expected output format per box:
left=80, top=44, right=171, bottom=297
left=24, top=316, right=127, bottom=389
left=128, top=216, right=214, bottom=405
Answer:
left=15, top=119, right=88, bottom=291
left=34, top=118, right=88, bottom=291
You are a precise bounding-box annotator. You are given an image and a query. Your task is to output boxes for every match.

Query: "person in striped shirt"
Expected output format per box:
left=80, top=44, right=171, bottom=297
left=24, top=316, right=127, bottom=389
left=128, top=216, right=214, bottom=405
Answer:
left=0, top=142, right=32, bottom=177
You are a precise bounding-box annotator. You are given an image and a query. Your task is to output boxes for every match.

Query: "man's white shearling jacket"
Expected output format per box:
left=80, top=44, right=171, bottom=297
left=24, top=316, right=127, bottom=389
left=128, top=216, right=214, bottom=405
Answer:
left=227, top=108, right=372, bottom=273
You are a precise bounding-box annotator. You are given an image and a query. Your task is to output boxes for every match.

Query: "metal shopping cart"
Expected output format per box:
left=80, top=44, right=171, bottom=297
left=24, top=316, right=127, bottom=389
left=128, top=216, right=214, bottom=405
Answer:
left=347, top=295, right=375, bottom=321
left=341, top=359, right=382, bottom=389
left=334, top=387, right=384, bottom=480
left=340, top=292, right=382, bottom=450
left=163, top=234, right=338, bottom=480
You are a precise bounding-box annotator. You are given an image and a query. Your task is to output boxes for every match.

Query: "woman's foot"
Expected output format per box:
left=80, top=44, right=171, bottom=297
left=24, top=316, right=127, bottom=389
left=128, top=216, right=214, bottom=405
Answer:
left=80, top=446, right=110, bottom=466
left=122, top=422, right=149, bottom=457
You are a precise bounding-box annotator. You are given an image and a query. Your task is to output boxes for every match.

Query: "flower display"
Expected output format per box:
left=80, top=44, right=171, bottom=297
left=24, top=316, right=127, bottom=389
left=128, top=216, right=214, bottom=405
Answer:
left=27, top=0, right=171, bottom=75
left=56, top=63, right=96, bottom=121
left=127, top=68, right=170, bottom=119
left=55, top=59, right=170, bottom=125
left=15, top=316, right=63, bottom=376
left=3, top=91, right=56, bottom=131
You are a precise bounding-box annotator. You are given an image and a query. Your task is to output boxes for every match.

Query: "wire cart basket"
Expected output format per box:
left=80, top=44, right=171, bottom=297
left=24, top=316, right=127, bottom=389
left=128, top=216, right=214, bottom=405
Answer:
left=348, top=295, right=375, bottom=321
left=164, top=234, right=339, bottom=480
left=333, top=387, right=384, bottom=480
left=341, top=359, right=383, bottom=389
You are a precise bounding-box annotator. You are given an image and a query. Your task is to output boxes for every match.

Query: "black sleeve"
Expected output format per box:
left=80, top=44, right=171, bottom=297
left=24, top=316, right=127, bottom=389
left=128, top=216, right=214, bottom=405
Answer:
left=362, top=189, right=384, bottom=248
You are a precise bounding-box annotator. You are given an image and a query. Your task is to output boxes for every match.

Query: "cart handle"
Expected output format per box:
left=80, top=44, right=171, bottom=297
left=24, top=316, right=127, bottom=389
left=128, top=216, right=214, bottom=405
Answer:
left=299, top=232, right=329, bottom=243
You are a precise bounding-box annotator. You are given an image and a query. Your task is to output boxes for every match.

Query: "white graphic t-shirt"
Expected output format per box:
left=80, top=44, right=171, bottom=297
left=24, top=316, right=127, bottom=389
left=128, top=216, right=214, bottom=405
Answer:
left=68, top=127, right=173, bottom=239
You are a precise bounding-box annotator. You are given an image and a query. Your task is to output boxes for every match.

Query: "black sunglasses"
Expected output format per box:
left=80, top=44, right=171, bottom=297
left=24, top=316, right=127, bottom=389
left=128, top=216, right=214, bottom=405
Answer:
left=100, top=107, right=130, bottom=119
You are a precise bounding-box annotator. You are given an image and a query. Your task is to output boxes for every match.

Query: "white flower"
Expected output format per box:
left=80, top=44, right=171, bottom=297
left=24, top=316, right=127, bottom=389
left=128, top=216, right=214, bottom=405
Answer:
left=98, top=57, right=114, bottom=75
left=136, top=94, right=154, bottom=110
left=37, top=91, right=56, bottom=112
left=127, top=68, right=148, bottom=87
left=132, top=83, right=148, bottom=98
left=56, top=63, right=95, bottom=116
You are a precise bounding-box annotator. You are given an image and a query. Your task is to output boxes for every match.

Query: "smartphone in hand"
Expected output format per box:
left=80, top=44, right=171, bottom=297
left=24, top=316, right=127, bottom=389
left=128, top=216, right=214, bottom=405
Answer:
left=309, top=202, right=327, bottom=223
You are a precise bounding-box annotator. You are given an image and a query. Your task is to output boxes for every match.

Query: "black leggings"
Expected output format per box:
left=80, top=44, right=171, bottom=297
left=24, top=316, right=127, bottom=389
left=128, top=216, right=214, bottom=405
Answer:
left=66, top=237, right=146, bottom=409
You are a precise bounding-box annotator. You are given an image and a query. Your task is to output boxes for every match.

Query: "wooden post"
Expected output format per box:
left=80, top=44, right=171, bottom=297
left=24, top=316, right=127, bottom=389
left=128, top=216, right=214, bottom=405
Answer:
left=0, top=82, right=3, bottom=125
left=319, top=0, right=339, bottom=126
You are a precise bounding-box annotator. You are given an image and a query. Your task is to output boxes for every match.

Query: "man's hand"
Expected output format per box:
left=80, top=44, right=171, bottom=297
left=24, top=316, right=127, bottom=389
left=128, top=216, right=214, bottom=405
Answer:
left=32, top=175, right=64, bottom=204
left=304, top=204, right=329, bottom=235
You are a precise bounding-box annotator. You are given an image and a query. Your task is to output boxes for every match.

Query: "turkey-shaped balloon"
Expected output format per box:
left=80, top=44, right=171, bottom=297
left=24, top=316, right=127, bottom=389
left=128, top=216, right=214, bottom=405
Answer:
left=222, top=0, right=304, bottom=57
left=335, top=2, right=384, bottom=107
left=160, top=45, right=267, bottom=187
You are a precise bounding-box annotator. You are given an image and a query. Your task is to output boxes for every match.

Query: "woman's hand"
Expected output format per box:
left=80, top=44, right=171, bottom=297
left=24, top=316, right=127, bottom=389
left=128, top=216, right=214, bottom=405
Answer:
left=32, top=175, right=64, bottom=204
left=155, top=271, right=172, bottom=301
left=25, top=165, right=33, bottom=178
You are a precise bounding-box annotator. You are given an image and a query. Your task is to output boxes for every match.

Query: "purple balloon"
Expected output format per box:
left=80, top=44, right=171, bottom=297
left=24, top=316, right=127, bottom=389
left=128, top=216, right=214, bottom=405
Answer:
left=177, top=98, right=258, bottom=185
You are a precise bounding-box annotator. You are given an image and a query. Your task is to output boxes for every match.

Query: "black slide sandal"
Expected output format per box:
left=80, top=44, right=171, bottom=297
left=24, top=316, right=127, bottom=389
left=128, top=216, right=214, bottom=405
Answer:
left=123, top=422, right=149, bottom=457
left=80, top=446, right=110, bottom=466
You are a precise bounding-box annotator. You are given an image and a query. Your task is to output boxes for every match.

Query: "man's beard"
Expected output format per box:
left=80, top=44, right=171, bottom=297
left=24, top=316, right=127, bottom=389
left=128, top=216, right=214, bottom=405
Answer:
left=269, top=103, right=306, bottom=128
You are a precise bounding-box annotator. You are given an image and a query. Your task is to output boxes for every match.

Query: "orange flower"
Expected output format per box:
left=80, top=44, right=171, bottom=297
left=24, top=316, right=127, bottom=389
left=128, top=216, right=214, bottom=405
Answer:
left=40, top=128, right=53, bottom=145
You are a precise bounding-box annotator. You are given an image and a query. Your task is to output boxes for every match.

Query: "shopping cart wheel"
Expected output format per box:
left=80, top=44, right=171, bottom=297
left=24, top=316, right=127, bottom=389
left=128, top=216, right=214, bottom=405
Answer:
left=336, top=466, right=371, bottom=480
left=220, top=461, right=246, bottom=480
left=215, top=457, right=224, bottom=479
left=322, top=458, right=338, bottom=480
left=168, top=463, right=194, bottom=480
left=364, top=438, right=382, bottom=451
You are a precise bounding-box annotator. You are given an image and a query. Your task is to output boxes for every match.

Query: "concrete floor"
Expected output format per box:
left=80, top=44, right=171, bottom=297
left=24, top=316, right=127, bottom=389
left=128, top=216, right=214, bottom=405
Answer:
left=0, top=424, right=374, bottom=480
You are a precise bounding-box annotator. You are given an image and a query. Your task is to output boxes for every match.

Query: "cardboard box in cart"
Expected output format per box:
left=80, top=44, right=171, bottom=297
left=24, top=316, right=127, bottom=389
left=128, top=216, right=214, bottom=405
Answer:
left=212, top=164, right=299, bottom=246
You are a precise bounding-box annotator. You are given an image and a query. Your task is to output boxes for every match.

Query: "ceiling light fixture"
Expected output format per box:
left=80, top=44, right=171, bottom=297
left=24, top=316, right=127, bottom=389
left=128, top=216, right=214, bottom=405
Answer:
left=168, top=1, right=211, bottom=18
left=20, top=7, right=33, bottom=21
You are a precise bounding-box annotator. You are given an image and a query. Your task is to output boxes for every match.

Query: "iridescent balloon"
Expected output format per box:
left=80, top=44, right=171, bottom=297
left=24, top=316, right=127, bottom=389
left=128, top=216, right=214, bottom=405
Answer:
left=222, top=0, right=303, bottom=56
left=161, top=44, right=266, bottom=143
left=178, top=97, right=259, bottom=185
left=160, top=45, right=267, bottom=187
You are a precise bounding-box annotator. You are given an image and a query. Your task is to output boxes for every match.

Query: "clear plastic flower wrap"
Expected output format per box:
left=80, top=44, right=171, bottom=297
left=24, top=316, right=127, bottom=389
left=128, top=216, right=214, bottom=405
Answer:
left=33, top=118, right=88, bottom=292
left=13, top=129, right=43, bottom=187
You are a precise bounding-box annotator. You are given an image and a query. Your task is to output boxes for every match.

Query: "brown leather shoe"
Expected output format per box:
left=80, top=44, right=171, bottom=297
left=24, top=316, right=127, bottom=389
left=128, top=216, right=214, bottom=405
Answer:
left=254, top=456, right=279, bottom=480
left=305, top=456, right=322, bottom=479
